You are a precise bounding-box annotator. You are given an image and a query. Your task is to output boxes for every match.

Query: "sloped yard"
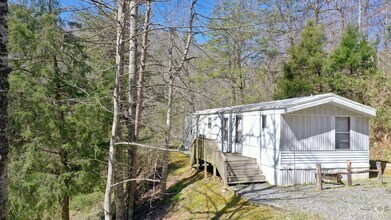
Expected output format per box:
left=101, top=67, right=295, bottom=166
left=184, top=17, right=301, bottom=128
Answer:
left=136, top=152, right=310, bottom=219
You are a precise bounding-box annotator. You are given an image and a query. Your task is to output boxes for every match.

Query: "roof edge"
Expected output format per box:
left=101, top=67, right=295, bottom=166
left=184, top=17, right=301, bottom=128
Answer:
left=285, top=94, right=376, bottom=116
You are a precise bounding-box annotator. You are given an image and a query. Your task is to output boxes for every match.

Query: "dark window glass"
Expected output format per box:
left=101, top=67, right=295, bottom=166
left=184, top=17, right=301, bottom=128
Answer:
left=223, top=117, right=229, bottom=141
left=262, top=115, right=267, bottom=129
left=207, top=117, right=212, bottom=129
left=335, top=117, right=350, bottom=150
left=235, top=115, right=242, bottom=143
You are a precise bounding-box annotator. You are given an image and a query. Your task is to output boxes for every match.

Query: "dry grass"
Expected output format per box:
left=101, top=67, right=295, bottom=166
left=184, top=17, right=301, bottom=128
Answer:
left=161, top=153, right=310, bottom=220
left=164, top=176, right=281, bottom=220
left=370, top=135, right=391, bottom=162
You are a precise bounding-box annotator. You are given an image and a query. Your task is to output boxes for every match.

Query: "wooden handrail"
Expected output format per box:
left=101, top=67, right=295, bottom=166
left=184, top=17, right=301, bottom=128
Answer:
left=190, top=137, right=228, bottom=186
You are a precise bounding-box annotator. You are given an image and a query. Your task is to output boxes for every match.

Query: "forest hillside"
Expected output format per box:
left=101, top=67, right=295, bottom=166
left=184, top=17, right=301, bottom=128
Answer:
left=0, top=0, right=390, bottom=219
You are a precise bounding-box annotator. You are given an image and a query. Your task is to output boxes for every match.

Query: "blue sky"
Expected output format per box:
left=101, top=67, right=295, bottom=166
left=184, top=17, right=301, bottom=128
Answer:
left=59, top=0, right=215, bottom=43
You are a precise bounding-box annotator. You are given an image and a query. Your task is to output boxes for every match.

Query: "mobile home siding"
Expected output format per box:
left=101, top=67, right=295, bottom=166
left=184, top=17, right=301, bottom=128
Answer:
left=280, top=151, right=369, bottom=169
left=189, top=94, right=374, bottom=186
left=350, top=117, right=369, bottom=151
left=281, top=115, right=334, bottom=151
left=281, top=104, right=370, bottom=152
left=241, top=112, right=261, bottom=160
left=279, top=168, right=369, bottom=186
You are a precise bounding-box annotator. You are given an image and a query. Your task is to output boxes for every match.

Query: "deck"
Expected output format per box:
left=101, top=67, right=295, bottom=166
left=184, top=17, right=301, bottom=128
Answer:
left=190, top=137, right=266, bottom=185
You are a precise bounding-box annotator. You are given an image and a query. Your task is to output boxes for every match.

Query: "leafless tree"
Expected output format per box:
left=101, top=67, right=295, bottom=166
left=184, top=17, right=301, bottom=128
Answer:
left=104, top=0, right=127, bottom=219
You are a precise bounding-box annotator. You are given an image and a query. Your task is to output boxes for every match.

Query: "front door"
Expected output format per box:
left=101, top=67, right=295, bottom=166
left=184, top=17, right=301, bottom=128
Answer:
left=234, top=115, right=243, bottom=153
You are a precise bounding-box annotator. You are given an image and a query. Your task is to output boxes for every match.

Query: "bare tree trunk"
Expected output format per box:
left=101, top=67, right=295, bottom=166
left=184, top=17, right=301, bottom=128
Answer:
left=314, top=0, right=320, bottom=24
left=336, top=0, right=345, bottom=32
left=127, top=0, right=138, bottom=219
left=0, top=1, right=10, bottom=219
left=135, top=0, right=151, bottom=137
left=104, top=0, right=126, bottom=219
left=160, top=28, right=174, bottom=195
left=235, top=50, right=244, bottom=104
left=358, top=0, right=362, bottom=34
left=160, top=0, right=197, bottom=195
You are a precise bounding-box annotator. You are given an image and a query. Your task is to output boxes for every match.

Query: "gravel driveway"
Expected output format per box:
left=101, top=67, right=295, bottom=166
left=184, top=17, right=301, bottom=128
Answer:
left=232, top=178, right=391, bottom=220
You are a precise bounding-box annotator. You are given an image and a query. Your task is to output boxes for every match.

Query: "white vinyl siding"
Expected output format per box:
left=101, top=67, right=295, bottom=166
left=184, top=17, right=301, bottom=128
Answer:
left=280, top=151, right=369, bottom=169
left=350, top=117, right=369, bottom=151
left=278, top=168, right=369, bottom=186
left=281, top=104, right=370, bottom=151
left=281, top=115, right=334, bottom=151
left=241, top=112, right=261, bottom=161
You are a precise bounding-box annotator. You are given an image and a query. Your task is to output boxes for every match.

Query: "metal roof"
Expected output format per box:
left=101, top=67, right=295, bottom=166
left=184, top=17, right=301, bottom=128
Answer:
left=193, top=93, right=376, bottom=116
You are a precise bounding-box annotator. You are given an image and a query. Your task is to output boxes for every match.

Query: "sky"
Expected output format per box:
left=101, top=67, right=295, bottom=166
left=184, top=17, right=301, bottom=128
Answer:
left=59, top=0, right=215, bottom=43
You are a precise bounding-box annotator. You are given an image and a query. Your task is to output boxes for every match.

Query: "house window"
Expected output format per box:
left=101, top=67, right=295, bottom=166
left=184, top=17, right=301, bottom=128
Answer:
left=235, top=115, right=243, bottom=143
left=335, top=117, right=350, bottom=150
left=223, top=117, right=229, bottom=141
left=262, top=115, right=267, bottom=129
left=207, top=117, right=212, bottom=129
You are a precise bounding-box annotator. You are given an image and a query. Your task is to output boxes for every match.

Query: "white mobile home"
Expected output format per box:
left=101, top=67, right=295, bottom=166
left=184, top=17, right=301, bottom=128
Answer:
left=185, top=93, right=376, bottom=186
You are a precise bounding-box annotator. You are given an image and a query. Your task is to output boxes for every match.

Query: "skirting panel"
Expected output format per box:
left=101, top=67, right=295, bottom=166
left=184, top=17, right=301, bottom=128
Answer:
left=278, top=168, right=369, bottom=186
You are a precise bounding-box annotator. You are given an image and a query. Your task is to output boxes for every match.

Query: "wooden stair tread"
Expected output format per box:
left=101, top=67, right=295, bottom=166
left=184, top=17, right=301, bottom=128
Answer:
left=223, top=154, right=266, bottom=185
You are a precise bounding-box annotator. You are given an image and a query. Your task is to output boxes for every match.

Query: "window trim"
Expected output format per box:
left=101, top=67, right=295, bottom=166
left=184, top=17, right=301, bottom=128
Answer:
left=207, top=117, right=212, bottom=129
left=335, top=117, right=350, bottom=150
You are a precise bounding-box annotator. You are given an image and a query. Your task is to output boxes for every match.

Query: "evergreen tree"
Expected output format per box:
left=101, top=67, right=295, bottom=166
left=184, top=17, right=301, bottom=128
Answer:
left=198, top=0, right=263, bottom=105
left=275, top=21, right=328, bottom=99
left=7, top=2, right=109, bottom=219
left=327, top=25, right=377, bottom=102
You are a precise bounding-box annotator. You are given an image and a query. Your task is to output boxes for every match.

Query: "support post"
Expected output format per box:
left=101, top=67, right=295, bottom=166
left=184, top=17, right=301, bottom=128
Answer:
left=376, top=161, right=383, bottom=184
left=316, top=163, right=322, bottom=191
left=204, top=144, right=207, bottom=179
left=196, top=138, right=199, bottom=170
left=213, top=164, right=217, bottom=181
left=204, top=162, right=207, bottom=179
left=347, top=161, right=352, bottom=187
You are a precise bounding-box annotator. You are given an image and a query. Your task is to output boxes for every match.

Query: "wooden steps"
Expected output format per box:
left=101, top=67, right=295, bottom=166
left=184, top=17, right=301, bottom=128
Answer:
left=224, top=153, right=266, bottom=185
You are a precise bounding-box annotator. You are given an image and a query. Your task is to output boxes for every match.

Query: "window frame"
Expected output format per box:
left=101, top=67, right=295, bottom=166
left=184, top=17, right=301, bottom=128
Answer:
left=335, top=117, right=350, bottom=150
left=207, top=117, right=212, bottom=129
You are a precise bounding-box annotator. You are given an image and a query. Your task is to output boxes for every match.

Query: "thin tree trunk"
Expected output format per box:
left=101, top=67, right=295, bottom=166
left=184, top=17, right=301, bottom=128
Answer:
left=160, top=0, right=197, bottom=195
left=0, top=1, right=10, bottom=219
left=61, top=195, right=70, bottom=220
left=127, top=0, right=138, bottom=219
left=358, top=0, right=362, bottom=34
left=53, top=54, right=71, bottom=220
left=314, top=0, right=320, bottom=24
left=104, top=0, right=126, bottom=219
left=235, top=50, right=243, bottom=104
left=135, top=0, right=151, bottom=137
left=160, top=28, right=174, bottom=195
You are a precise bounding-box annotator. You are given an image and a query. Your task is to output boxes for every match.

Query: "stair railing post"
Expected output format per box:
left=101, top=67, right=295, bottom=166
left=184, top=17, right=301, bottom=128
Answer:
left=204, top=140, right=207, bottom=179
left=316, top=163, right=322, bottom=191
left=196, top=138, right=199, bottom=170
left=377, top=161, right=383, bottom=184
left=347, top=160, right=352, bottom=187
